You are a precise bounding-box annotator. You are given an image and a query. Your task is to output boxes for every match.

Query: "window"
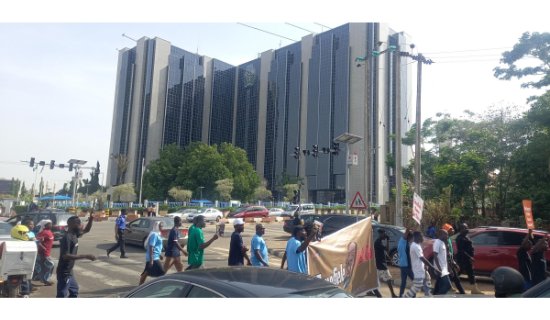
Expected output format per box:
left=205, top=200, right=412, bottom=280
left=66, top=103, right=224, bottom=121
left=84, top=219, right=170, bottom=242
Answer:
left=186, top=285, right=222, bottom=297
left=500, top=232, right=526, bottom=246
left=471, top=232, right=499, bottom=246
left=130, top=280, right=188, bottom=298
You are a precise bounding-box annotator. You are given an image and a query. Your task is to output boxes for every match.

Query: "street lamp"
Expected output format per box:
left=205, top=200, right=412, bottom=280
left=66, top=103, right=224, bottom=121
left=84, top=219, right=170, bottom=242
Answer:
left=334, top=133, right=363, bottom=215
left=68, top=159, right=87, bottom=208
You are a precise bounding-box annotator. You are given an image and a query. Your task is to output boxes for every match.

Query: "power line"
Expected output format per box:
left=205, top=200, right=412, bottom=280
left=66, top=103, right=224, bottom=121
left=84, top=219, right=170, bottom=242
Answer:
left=237, top=23, right=298, bottom=42
left=314, top=22, right=332, bottom=30
left=285, top=22, right=315, bottom=34
left=424, top=47, right=511, bottom=55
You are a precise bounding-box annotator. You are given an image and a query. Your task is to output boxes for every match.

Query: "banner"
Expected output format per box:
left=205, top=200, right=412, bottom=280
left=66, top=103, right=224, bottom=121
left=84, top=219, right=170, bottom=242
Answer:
left=308, top=217, right=377, bottom=296
left=522, top=199, right=535, bottom=229
left=412, top=192, right=424, bottom=225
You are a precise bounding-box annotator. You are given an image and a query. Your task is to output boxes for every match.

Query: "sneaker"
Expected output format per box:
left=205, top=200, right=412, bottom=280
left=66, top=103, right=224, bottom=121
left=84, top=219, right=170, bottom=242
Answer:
left=43, top=280, right=55, bottom=286
left=106, top=250, right=111, bottom=258
left=120, top=255, right=129, bottom=259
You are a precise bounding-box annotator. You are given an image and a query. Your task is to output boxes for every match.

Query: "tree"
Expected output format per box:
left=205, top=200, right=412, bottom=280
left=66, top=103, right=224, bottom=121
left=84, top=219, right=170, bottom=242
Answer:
left=494, top=32, right=550, bottom=91
left=111, top=153, right=129, bottom=185
left=110, top=183, right=136, bottom=202
left=89, top=190, right=108, bottom=210
left=142, top=144, right=187, bottom=200
left=282, top=184, right=299, bottom=202
left=168, top=187, right=192, bottom=202
left=218, top=143, right=260, bottom=201
left=253, top=185, right=272, bottom=201
left=215, top=179, right=234, bottom=202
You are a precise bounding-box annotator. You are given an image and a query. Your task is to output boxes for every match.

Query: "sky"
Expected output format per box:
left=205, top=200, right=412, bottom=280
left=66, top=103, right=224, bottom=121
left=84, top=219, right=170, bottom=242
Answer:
left=0, top=0, right=548, bottom=195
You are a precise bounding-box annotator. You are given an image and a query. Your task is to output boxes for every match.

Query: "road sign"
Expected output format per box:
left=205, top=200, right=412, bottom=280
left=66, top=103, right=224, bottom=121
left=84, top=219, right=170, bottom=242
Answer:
left=347, top=153, right=359, bottom=165
left=522, top=199, right=536, bottom=229
left=412, top=193, right=424, bottom=225
left=350, top=192, right=368, bottom=209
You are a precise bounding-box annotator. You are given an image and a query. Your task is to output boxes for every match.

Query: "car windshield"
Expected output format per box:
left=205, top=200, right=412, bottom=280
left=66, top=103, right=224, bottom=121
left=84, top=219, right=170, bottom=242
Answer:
left=285, top=205, right=299, bottom=211
left=159, top=217, right=174, bottom=229
left=0, top=222, right=11, bottom=236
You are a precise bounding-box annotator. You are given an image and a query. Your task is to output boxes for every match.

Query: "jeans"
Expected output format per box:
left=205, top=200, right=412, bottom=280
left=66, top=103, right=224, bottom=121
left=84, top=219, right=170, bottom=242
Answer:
left=56, top=274, right=79, bottom=298
left=399, top=267, right=414, bottom=297
left=434, top=274, right=452, bottom=295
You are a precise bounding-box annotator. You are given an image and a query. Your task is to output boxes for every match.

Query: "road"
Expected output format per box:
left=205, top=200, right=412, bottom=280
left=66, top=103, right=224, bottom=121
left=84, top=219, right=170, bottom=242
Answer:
left=26, top=218, right=495, bottom=298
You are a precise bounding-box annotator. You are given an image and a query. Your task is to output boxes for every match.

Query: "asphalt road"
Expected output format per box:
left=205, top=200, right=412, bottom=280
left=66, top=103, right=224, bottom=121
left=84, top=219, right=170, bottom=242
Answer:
left=23, top=218, right=495, bottom=298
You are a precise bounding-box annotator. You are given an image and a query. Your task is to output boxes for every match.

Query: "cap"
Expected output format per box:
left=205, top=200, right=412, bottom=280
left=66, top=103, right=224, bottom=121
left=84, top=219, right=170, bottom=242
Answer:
left=442, top=223, right=454, bottom=232
left=233, top=218, right=244, bottom=226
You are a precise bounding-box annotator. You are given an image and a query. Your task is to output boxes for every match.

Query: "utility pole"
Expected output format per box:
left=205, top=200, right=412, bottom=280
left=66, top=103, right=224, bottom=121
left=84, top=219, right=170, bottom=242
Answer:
left=395, top=49, right=403, bottom=227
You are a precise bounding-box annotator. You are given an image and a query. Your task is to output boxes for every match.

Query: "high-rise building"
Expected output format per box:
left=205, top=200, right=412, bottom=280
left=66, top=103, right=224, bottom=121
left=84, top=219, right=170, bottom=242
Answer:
left=107, top=22, right=413, bottom=207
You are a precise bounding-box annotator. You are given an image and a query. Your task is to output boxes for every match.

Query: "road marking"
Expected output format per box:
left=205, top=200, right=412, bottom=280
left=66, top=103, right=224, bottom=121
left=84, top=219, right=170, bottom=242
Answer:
left=73, top=264, right=133, bottom=287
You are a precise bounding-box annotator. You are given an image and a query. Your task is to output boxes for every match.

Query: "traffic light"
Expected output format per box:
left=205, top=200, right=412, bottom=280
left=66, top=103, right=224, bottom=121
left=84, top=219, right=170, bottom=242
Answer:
left=293, top=146, right=300, bottom=159
left=29, top=157, right=35, bottom=167
left=69, top=163, right=74, bottom=171
left=38, top=161, right=45, bottom=166
left=332, top=142, right=340, bottom=155
left=312, top=145, right=319, bottom=158
left=49, top=160, right=55, bottom=169
left=95, top=161, right=100, bottom=175
left=59, top=164, right=65, bottom=169
left=322, top=147, right=329, bottom=154
left=302, top=149, right=310, bottom=156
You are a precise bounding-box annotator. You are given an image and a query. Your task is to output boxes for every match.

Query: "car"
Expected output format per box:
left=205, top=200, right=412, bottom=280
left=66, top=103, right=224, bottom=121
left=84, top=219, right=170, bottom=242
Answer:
left=124, top=217, right=188, bottom=250
left=226, top=206, right=250, bottom=218
left=186, top=208, right=224, bottom=223
left=167, top=208, right=198, bottom=221
left=232, top=206, right=269, bottom=219
left=268, top=208, right=286, bottom=217
left=423, top=226, right=550, bottom=276
left=122, top=266, right=354, bottom=298
left=282, top=203, right=315, bottom=216
left=0, top=222, right=11, bottom=240
left=5, top=209, right=76, bottom=242
left=522, top=278, right=550, bottom=298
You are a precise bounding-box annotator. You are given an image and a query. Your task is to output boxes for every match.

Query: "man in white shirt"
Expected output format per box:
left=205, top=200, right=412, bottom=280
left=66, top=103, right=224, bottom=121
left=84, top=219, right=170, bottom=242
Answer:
left=433, top=229, right=452, bottom=295
left=403, top=231, right=440, bottom=298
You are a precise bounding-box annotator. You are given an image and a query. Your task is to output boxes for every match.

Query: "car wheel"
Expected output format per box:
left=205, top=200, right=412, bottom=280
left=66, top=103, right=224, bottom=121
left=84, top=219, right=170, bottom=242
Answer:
left=390, top=250, right=399, bottom=267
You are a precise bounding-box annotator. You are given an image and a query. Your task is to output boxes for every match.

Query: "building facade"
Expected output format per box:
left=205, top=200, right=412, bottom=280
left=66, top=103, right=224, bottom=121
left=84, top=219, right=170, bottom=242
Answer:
left=107, top=22, right=413, bottom=207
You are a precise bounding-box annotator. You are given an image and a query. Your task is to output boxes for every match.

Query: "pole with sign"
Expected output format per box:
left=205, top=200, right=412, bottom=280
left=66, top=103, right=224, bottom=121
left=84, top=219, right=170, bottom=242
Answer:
left=412, top=193, right=424, bottom=225
left=522, top=199, right=536, bottom=229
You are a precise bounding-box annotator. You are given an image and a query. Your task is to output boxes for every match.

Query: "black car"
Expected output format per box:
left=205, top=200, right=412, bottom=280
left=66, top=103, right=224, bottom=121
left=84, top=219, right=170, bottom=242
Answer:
left=5, top=209, right=76, bottom=241
left=123, top=267, right=353, bottom=298
left=283, top=214, right=405, bottom=265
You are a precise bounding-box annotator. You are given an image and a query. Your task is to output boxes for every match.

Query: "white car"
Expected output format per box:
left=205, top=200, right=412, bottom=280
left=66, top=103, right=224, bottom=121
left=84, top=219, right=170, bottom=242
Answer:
left=186, top=208, right=224, bottom=223
left=167, top=208, right=198, bottom=221
left=283, top=203, right=316, bottom=216
left=268, top=208, right=285, bottom=217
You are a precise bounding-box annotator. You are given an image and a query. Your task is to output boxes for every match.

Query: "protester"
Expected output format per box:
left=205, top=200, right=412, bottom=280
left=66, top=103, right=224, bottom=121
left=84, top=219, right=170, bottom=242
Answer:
left=373, top=229, right=398, bottom=297
left=403, top=231, right=439, bottom=298
left=531, top=236, right=549, bottom=286
left=186, top=215, right=219, bottom=270
left=426, top=222, right=436, bottom=239
left=456, top=223, right=483, bottom=294
left=280, top=224, right=318, bottom=274
left=228, top=218, right=251, bottom=266
left=139, top=221, right=166, bottom=285
left=33, top=219, right=55, bottom=286
left=164, top=216, right=188, bottom=272
left=250, top=223, right=269, bottom=267
left=106, top=209, right=128, bottom=258
left=517, top=229, right=534, bottom=290
left=442, top=223, right=465, bottom=294
left=19, top=218, right=37, bottom=296
left=397, top=228, right=414, bottom=297
left=433, top=229, right=452, bottom=295
left=56, top=211, right=96, bottom=298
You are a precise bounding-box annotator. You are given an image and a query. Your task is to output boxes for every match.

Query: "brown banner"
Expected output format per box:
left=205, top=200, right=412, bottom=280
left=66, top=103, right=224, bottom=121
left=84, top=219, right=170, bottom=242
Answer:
left=522, top=199, right=536, bottom=229
left=308, top=217, right=378, bottom=296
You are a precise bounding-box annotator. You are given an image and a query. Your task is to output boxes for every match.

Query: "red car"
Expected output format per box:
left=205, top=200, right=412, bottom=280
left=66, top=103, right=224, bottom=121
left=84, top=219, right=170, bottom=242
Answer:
left=232, top=206, right=269, bottom=219
left=424, top=226, right=550, bottom=276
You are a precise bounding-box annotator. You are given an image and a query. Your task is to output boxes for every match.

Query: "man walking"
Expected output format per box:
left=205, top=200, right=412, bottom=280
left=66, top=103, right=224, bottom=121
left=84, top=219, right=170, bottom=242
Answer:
left=106, top=209, right=127, bottom=258
left=433, top=229, right=452, bottom=295
left=456, top=223, right=483, bottom=294
left=397, top=228, right=414, bottom=297
left=164, top=216, right=188, bottom=272
left=56, top=211, right=96, bottom=298
left=186, top=215, right=218, bottom=270
left=281, top=225, right=317, bottom=274
left=373, top=229, right=398, bottom=298
left=228, top=218, right=251, bottom=266
left=403, top=231, right=439, bottom=298
left=250, top=223, right=269, bottom=267
left=442, top=224, right=465, bottom=294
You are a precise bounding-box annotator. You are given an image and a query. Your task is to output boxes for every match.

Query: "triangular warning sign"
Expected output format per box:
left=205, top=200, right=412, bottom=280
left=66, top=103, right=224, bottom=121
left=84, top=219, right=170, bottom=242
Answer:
left=350, top=192, right=368, bottom=209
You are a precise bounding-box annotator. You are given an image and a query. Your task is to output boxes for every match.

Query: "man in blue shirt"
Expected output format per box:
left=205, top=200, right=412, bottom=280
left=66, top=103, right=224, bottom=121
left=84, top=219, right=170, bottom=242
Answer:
left=281, top=225, right=317, bottom=274
left=107, top=209, right=127, bottom=258
left=250, top=223, right=269, bottom=267
left=228, top=218, right=251, bottom=266
left=397, top=228, right=414, bottom=297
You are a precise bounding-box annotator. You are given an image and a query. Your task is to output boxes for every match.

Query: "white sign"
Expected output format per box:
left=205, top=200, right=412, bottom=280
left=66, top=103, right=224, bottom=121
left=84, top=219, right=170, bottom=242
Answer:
left=412, top=192, right=424, bottom=225
left=347, top=153, right=359, bottom=166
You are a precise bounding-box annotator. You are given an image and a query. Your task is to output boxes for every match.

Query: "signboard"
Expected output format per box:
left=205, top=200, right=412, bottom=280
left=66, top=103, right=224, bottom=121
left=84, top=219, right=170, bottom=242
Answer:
left=350, top=192, right=368, bottom=209
left=522, top=199, right=536, bottom=229
left=308, top=217, right=377, bottom=295
left=346, top=153, right=359, bottom=165
left=412, top=192, right=424, bottom=225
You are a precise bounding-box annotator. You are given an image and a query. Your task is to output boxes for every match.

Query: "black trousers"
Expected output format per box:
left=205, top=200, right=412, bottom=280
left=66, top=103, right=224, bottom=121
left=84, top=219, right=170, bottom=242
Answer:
left=458, top=259, right=476, bottom=284
left=107, top=229, right=126, bottom=256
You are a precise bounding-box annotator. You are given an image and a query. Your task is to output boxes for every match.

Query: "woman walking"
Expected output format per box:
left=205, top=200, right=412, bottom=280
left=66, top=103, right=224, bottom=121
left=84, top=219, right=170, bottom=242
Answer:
left=33, top=219, right=55, bottom=286
left=139, top=221, right=166, bottom=285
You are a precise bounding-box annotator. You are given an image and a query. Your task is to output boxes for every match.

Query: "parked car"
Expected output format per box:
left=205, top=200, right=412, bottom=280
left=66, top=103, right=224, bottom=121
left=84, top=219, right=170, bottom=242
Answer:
left=186, top=208, right=224, bottom=223
left=268, top=208, right=286, bottom=217
left=226, top=206, right=250, bottom=218
left=124, top=217, right=188, bottom=250
left=122, top=267, right=353, bottom=298
left=5, top=209, right=76, bottom=242
left=282, top=203, right=315, bottom=217
left=232, top=206, right=269, bottom=219
left=0, top=222, right=11, bottom=240
left=167, top=209, right=198, bottom=221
